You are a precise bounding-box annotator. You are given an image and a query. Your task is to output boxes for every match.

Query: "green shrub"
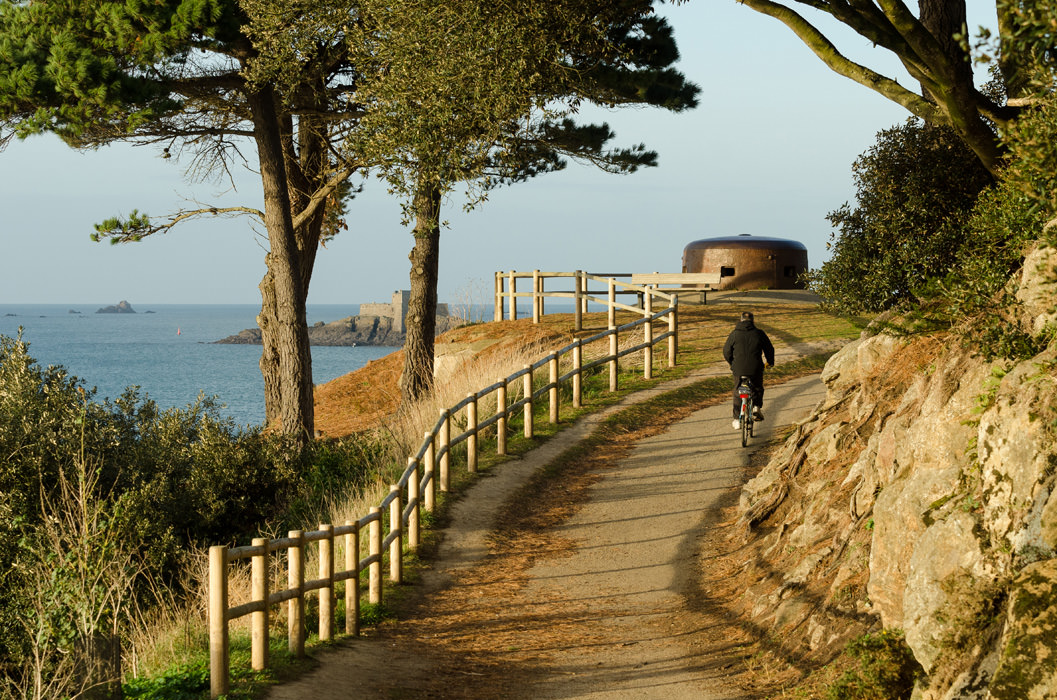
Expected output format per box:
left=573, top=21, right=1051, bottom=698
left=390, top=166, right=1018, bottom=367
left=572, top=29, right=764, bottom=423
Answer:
left=0, top=334, right=389, bottom=692
left=123, top=661, right=209, bottom=699
left=827, top=629, right=923, bottom=700
left=913, top=90, right=1057, bottom=360
left=806, top=119, right=993, bottom=314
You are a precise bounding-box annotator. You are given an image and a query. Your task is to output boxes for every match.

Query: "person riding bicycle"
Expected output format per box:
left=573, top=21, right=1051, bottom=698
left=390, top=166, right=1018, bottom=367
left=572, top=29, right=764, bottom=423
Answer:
left=722, top=311, right=775, bottom=430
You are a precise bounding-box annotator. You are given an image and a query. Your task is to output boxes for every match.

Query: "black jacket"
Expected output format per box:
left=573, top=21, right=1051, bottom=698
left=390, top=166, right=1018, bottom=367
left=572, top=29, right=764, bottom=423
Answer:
left=722, top=320, right=775, bottom=376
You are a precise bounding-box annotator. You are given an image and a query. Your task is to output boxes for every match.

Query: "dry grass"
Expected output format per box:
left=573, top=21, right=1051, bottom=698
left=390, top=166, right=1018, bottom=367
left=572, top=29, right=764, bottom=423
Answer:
left=118, top=301, right=861, bottom=693
left=312, top=304, right=859, bottom=442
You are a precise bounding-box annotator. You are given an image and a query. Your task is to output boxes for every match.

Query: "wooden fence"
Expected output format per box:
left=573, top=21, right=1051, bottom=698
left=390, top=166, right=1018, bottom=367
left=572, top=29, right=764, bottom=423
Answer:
left=207, top=277, right=680, bottom=697
left=493, top=270, right=718, bottom=330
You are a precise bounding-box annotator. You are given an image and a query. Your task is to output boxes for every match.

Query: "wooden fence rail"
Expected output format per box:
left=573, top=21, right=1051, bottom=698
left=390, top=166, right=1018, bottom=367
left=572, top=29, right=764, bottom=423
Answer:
left=494, top=270, right=676, bottom=331
left=207, top=276, right=680, bottom=697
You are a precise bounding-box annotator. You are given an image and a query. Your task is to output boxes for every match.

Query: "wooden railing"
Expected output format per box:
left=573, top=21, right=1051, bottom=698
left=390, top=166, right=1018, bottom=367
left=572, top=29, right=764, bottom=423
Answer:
left=493, top=270, right=717, bottom=329
left=206, top=278, right=680, bottom=697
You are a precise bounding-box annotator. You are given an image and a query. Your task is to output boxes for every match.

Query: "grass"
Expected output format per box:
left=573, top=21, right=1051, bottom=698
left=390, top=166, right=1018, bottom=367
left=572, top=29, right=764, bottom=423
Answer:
left=121, top=302, right=861, bottom=699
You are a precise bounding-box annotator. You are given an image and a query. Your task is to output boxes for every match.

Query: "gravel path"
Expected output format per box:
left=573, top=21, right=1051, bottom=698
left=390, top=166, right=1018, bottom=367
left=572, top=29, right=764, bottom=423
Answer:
left=267, top=348, right=834, bottom=700
left=522, top=373, right=826, bottom=699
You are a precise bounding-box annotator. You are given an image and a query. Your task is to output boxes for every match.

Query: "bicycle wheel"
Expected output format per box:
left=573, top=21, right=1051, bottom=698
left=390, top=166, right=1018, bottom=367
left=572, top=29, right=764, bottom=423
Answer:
left=740, top=401, right=749, bottom=447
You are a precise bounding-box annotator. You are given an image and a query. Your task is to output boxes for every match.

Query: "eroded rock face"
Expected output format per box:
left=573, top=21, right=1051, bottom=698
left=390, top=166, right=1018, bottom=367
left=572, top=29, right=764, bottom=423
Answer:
left=989, top=560, right=1057, bottom=700
left=734, top=246, right=1057, bottom=697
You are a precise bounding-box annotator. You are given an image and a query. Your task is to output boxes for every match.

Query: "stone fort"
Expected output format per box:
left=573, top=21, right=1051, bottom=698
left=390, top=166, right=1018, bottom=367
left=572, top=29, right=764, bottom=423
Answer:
left=359, top=290, right=449, bottom=334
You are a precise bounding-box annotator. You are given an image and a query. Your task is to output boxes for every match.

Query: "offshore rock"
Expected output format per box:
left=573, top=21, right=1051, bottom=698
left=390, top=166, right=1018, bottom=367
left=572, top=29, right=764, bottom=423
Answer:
left=96, top=300, right=136, bottom=314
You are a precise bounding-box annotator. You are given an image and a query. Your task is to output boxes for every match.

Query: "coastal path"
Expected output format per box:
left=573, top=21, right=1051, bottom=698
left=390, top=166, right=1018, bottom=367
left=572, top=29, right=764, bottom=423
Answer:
left=266, top=354, right=832, bottom=699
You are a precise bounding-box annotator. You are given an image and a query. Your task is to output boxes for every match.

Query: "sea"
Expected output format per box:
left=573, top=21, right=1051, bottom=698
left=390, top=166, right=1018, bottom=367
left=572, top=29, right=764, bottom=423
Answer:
left=0, top=304, right=394, bottom=427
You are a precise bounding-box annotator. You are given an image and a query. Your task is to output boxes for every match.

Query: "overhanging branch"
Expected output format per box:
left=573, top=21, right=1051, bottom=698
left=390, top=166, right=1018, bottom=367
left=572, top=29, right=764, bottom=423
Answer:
left=92, top=206, right=265, bottom=244
left=739, top=0, right=945, bottom=123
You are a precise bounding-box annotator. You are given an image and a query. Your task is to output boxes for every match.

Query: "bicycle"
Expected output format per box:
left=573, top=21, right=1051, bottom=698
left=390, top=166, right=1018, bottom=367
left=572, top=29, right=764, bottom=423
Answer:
left=736, top=376, right=756, bottom=447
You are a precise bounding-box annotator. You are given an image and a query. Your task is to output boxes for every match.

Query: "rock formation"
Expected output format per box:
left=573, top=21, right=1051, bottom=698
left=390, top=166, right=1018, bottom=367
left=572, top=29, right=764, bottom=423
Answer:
left=216, top=314, right=463, bottom=347
left=96, top=301, right=136, bottom=314
left=734, top=244, right=1057, bottom=699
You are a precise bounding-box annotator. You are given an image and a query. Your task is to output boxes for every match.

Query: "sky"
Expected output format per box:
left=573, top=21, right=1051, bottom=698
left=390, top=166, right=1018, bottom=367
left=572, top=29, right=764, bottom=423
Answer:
left=0, top=0, right=997, bottom=308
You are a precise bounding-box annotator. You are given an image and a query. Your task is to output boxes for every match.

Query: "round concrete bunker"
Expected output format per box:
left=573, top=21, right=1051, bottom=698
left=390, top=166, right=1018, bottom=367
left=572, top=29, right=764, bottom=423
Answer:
left=682, top=234, right=809, bottom=291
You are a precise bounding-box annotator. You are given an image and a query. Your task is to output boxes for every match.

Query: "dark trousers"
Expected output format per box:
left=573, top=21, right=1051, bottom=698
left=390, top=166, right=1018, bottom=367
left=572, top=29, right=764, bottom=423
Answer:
left=732, top=370, right=765, bottom=417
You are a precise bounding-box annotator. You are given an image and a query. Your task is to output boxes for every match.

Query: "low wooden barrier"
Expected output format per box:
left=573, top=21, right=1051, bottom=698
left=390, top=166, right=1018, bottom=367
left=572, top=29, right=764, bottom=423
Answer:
left=206, top=278, right=680, bottom=697
left=494, top=270, right=716, bottom=330
left=630, top=272, right=722, bottom=305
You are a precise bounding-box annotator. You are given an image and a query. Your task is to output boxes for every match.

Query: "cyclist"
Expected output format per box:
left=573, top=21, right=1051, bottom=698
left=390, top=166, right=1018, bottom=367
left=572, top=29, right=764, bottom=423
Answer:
left=722, top=311, right=775, bottom=430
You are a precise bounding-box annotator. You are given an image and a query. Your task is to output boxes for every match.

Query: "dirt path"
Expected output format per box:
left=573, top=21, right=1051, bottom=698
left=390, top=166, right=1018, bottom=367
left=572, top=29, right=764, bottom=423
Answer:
left=521, top=373, right=825, bottom=700
left=267, top=345, right=835, bottom=700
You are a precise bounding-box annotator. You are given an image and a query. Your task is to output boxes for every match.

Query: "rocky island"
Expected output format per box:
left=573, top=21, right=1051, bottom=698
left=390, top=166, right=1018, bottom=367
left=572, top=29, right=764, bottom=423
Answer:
left=96, top=301, right=136, bottom=314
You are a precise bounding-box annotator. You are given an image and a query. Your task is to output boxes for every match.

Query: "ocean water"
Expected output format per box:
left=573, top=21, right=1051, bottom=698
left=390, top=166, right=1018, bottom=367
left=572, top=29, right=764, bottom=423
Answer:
left=0, top=304, right=394, bottom=427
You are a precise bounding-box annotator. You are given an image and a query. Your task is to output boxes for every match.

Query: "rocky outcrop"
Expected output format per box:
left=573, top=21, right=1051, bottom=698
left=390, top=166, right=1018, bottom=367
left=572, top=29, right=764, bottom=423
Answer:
left=216, top=314, right=463, bottom=347
left=96, top=301, right=136, bottom=314
left=735, top=245, right=1057, bottom=698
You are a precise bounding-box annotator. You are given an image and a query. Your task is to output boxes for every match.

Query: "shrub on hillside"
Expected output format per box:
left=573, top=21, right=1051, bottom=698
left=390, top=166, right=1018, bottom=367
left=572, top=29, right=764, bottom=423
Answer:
left=916, top=87, right=1057, bottom=359
left=806, top=119, right=993, bottom=314
left=0, top=333, right=387, bottom=691
left=827, top=629, right=923, bottom=700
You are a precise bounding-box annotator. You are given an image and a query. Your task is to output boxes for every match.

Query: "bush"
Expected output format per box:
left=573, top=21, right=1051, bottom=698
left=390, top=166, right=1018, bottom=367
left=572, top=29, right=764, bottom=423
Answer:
left=827, top=629, right=923, bottom=700
left=0, top=334, right=388, bottom=692
left=806, top=119, right=993, bottom=314
left=913, top=88, right=1057, bottom=360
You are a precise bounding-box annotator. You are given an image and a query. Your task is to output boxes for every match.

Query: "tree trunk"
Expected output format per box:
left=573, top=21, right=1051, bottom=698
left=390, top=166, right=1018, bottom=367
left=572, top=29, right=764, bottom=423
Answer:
left=248, top=87, right=314, bottom=442
left=919, top=0, right=970, bottom=89
left=399, top=177, right=442, bottom=407
left=258, top=267, right=282, bottom=428
left=256, top=109, right=331, bottom=433
left=916, top=0, right=1001, bottom=174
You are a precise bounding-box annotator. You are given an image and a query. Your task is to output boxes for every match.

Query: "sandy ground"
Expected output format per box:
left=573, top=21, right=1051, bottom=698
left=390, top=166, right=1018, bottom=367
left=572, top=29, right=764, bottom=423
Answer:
left=267, top=348, right=833, bottom=700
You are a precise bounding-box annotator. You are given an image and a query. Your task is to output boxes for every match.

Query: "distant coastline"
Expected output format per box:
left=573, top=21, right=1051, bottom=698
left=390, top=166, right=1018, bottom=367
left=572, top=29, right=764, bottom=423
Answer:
left=215, top=313, right=463, bottom=347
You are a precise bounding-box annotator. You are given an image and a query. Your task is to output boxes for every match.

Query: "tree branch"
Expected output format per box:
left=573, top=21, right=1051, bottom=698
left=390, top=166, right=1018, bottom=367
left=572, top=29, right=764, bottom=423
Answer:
left=92, top=206, right=264, bottom=244
left=739, top=0, right=945, bottom=123
left=291, top=163, right=360, bottom=231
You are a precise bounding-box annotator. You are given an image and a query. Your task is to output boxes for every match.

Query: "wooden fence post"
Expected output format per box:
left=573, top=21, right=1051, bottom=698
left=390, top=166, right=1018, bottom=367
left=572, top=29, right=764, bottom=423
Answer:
left=668, top=299, right=678, bottom=368
left=288, top=531, right=305, bottom=657
left=407, top=457, right=420, bottom=550
left=607, top=277, right=616, bottom=329
left=549, top=352, right=559, bottom=424
left=318, top=524, right=334, bottom=641
left=344, top=521, right=359, bottom=637
left=644, top=292, right=653, bottom=380
left=608, top=279, right=618, bottom=392
left=523, top=365, right=534, bottom=439
left=497, top=380, right=507, bottom=456
left=466, top=393, right=478, bottom=473
left=389, top=485, right=402, bottom=584
left=251, top=538, right=269, bottom=671
left=423, top=433, right=436, bottom=511
left=439, top=410, right=450, bottom=492
left=532, top=269, right=541, bottom=323
left=494, top=271, right=502, bottom=323
left=574, top=270, right=583, bottom=332
left=369, top=507, right=382, bottom=605
left=508, top=270, right=516, bottom=321
left=572, top=339, right=583, bottom=409
left=209, top=545, right=229, bottom=699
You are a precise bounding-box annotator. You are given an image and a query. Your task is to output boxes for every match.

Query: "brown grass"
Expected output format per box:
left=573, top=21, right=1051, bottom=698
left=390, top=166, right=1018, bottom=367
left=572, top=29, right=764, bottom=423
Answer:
left=312, top=304, right=857, bottom=440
